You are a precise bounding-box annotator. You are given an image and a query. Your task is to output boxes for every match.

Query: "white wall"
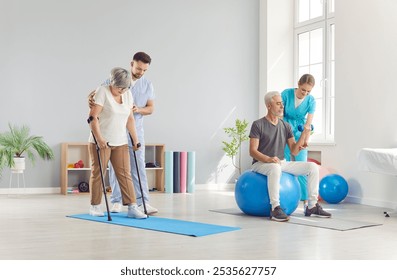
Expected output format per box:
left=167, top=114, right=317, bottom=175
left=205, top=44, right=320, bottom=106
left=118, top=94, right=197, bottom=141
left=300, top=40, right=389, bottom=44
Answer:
left=321, top=0, right=397, bottom=208
left=262, top=0, right=294, bottom=116
left=266, top=0, right=294, bottom=93
left=0, top=0, right=259, bottom=189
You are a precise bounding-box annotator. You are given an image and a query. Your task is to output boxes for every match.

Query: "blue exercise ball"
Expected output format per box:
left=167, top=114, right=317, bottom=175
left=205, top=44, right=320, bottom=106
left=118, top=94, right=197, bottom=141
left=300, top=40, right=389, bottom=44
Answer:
left=235, top=170, right=301, bottom=217
left=319, top=174, right=348, bottom=204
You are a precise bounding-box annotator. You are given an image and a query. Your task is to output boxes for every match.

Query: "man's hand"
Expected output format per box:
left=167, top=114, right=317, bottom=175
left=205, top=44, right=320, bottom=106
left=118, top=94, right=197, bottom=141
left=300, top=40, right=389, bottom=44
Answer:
left=266, top=156, right=281, bottom=164
left=299, top=143, right=308, bottom=150
left=88, top=90, right=96, bottom=109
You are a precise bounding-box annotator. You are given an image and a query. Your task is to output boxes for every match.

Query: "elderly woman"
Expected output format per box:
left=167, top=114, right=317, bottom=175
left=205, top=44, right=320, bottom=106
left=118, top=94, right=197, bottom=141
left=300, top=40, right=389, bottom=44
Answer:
left=88, top=67, right=146, bottom=219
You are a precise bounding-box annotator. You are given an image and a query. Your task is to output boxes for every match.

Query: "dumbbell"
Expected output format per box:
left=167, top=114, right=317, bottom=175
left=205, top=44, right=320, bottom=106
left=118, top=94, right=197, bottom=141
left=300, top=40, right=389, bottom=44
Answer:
left=298, top=124, right=314, bottom=132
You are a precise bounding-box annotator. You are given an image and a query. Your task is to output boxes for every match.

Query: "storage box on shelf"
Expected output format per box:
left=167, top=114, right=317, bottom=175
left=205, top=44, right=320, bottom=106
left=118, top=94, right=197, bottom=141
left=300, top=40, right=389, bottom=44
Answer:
left=60, top=142, right=165, bottom=194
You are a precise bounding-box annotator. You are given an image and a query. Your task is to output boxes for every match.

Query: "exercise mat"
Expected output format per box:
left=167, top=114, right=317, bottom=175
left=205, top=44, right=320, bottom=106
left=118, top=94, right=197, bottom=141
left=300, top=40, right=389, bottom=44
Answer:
left=209, top=208, right=382, bottom=231
left=67, top=212, right=240, bottom=237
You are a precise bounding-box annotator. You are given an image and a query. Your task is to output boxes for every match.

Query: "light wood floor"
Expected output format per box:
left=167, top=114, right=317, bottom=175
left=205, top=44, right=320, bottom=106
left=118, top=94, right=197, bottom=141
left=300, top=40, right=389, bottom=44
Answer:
left=1, top=186, right=397, bottom=260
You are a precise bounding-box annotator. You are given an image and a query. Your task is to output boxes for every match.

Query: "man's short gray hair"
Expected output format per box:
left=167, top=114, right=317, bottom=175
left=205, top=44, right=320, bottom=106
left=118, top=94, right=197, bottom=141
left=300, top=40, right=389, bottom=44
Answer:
left=264, top=91, right=281, bottom=106
left=110, top=67, right=131, bottom=89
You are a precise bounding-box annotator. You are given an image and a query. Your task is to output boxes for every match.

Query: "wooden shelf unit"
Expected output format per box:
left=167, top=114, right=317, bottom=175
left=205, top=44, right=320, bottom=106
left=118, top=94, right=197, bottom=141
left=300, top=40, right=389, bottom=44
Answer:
left=145, top=144, right=165, bottom=192
left=60, top=142, right=165, bottom=195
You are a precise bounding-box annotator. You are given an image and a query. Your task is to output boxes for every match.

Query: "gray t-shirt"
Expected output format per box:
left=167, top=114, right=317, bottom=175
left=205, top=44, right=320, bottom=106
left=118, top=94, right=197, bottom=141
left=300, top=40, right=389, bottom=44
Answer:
left=249, top=117, right=293, bottom=164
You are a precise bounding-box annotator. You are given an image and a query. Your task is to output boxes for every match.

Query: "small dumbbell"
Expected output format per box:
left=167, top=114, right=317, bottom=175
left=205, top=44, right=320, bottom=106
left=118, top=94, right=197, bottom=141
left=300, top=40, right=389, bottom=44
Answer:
left=298, top=124, right=314, bottom=132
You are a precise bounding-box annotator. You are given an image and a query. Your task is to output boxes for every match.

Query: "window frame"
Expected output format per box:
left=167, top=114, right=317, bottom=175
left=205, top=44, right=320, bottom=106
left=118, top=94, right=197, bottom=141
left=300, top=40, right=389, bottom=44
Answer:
left=293, top=0, right=335, bottom=144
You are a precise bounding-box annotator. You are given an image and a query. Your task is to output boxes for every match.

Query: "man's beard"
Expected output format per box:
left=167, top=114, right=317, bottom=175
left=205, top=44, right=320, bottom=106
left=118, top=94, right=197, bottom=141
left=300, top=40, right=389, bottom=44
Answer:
left=270, top=109, right=283, bottom=117
left=132, top=73, right=142, bottom=79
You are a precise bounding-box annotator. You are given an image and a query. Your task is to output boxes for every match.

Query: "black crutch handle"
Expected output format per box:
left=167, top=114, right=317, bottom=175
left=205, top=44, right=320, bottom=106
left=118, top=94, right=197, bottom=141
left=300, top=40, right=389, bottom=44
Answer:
left=129, top=136, right=141, bottom=149
left=87, top=116, right=110, bottom=148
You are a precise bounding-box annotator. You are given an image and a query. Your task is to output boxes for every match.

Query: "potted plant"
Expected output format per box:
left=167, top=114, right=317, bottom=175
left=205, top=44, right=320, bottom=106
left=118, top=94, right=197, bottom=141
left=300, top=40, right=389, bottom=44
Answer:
left=0, top=123, right=54, bottom=178
left=222, top=119, right=249, bottom=176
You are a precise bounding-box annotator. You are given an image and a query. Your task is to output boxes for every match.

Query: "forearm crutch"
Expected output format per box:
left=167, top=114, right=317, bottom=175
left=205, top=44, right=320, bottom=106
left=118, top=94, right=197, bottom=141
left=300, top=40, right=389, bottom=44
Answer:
left=87, top=116, right=112, bottom=221
left=128, top=133, right=147, bottom=215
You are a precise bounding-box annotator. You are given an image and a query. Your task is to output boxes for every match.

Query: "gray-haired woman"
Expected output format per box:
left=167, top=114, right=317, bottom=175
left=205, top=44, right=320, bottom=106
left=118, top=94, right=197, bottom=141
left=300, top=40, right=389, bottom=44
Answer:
left=88, top=67, right=146, bottom=219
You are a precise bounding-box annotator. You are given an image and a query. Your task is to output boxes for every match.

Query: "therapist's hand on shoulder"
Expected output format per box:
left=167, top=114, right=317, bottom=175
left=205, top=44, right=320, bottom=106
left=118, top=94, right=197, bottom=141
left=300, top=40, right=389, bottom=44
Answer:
left=88, top=90, right=96, bottom=109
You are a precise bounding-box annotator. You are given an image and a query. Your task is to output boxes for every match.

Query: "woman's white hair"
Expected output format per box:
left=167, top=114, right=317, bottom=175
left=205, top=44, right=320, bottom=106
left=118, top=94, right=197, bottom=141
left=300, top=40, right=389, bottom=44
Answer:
left=110, top=67, right=131, bottom=89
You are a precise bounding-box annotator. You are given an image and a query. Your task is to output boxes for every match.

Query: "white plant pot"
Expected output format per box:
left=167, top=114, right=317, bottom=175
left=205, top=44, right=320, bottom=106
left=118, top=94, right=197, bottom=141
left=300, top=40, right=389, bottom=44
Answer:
left=11, top=157, right=25, bottom=173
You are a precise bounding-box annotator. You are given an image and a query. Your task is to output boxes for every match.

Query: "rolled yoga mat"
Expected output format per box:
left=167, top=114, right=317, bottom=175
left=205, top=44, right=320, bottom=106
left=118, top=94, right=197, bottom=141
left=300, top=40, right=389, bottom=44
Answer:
left=187, top=151, right=196, bottom=193
left=173, top=151, right=180, bottom=193
left=164, top=151, right=174, bottom=193
left=180, top=151, right=187, bottom=193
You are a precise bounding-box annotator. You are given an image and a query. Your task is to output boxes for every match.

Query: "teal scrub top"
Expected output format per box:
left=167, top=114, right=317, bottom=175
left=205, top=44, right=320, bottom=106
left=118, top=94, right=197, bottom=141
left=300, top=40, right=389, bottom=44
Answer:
left=281, top=88, right=316, bottom=139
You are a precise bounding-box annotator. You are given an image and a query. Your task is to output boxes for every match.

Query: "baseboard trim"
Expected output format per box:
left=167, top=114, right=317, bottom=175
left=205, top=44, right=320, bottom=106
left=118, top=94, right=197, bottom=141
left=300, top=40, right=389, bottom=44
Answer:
left=0, top=187, right=61, bottom=195
left=344, top=195, right=397, bottom=209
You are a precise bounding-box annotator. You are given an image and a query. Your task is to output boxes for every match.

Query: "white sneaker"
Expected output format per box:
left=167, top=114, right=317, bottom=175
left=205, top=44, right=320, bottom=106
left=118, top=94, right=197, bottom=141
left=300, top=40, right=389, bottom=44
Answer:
left=89, top=205, right=104, bottom=217
left=111, top=202, right=122, bottom=213
left=127, top=205, right=148, bottom=219
left=139, top=203, right=158, bottom=215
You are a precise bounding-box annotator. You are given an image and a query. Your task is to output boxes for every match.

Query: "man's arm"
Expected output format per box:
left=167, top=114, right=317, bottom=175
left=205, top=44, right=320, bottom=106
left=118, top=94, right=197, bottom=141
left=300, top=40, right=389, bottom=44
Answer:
left=287, top=127, right=310, bottom=156
left=132, top=99, right=154, bottom=115
left=249, top=138, right=281, bottom=164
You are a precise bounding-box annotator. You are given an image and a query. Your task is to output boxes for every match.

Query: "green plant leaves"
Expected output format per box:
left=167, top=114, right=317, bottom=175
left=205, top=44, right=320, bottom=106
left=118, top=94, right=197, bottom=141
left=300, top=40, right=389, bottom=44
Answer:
left=0, top=123, right=54, bottom=178
left=222, top=119, right=249, bottom=175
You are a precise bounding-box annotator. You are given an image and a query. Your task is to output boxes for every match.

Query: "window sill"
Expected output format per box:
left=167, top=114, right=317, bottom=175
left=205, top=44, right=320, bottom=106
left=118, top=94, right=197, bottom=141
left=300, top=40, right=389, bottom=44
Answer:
left=307, top=141, right=336, bottom=150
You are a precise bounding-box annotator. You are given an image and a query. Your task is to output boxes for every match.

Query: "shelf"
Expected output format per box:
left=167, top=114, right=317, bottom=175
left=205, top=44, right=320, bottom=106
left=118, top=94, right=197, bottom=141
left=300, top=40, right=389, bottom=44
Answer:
left=60, top=142, right=165, bottom=194
left=60, top=142, right=92, bottom=195
left=67, top=168, right=91, bottom=171
left=144, top=144, right=165, bottom=192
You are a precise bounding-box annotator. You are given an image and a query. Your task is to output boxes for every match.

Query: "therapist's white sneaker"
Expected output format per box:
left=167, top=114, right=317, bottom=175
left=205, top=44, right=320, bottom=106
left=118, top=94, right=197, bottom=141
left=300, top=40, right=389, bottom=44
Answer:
left=110, top=202, right=122, bottom=213
left=139, top=203, right=158, bottom=215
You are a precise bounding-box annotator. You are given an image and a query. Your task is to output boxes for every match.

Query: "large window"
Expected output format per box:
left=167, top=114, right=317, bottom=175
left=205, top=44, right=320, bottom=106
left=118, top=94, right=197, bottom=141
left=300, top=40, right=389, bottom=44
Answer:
left=295, top=0, right=335, bottom=143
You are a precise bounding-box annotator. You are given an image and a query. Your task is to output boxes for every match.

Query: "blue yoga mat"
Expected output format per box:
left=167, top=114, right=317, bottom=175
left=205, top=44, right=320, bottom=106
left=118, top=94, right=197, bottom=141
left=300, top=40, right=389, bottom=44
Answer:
left=67, top=213, right=240, bottom=237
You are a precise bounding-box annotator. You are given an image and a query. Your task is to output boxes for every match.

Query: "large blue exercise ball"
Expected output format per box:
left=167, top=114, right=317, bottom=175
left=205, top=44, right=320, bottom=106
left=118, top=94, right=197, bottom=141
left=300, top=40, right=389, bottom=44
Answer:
left=319, top=174, right=348, bottom=204
left=235, top=170, right=301, bottom=217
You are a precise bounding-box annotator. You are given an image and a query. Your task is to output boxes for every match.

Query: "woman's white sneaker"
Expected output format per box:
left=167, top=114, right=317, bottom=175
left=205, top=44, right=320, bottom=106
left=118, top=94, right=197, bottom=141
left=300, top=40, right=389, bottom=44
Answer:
left=89, top=205, right=104, bottom=217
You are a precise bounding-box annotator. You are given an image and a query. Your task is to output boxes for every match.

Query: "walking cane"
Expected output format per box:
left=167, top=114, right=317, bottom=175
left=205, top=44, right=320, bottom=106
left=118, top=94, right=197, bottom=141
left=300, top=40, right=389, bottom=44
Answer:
left=87, top=116, right=112, bottom=221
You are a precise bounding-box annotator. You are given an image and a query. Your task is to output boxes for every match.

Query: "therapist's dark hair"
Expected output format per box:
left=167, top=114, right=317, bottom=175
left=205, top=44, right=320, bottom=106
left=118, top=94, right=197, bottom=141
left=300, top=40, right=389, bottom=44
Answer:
left=298, top=74, right=315, bottom=86
left=133, top=52, right=151, bottom=64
